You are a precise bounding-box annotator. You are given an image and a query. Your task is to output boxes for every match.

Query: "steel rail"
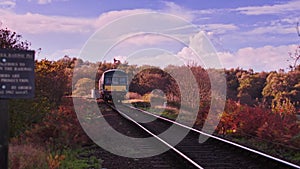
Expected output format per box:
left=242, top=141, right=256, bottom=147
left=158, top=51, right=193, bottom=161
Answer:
left=127, top=105, right=300, bottom=169
left=107, top=103, right=204, bottom=169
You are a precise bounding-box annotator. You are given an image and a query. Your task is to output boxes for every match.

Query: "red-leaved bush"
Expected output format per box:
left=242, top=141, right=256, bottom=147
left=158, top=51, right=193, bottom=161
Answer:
left=9, top=144, right=48, bottom=169
left=22, top=98, right=91, bottom=149
left=216, top=100, right=300, bottom=148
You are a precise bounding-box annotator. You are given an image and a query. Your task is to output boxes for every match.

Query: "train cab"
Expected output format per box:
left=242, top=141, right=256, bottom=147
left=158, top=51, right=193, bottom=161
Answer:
left=99, top=69, right=128, bottom=101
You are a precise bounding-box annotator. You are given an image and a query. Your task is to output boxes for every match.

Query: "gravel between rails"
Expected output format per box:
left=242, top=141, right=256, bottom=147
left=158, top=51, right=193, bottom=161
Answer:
left=76, top=99, right=299, bottom=169
left=80, top=100, right=191, bottom=169
left=116, top=103, right=299, bottom=169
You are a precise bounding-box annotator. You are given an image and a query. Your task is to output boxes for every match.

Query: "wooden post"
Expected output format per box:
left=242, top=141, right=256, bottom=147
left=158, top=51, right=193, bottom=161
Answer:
left=0, top=99, right=8, bottom=169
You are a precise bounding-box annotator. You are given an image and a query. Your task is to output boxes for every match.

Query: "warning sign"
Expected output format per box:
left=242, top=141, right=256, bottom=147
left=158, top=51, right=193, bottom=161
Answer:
left=0, top=49, right=35, bottom=99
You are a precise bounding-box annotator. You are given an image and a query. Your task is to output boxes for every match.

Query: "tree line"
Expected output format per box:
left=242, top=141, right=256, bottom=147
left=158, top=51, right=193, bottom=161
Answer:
left=1, top=27, right=299, bottom=137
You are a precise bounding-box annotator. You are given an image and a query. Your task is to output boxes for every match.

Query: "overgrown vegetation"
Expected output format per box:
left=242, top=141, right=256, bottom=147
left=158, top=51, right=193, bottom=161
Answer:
left=1, top=27, right=101, bottom=169
left=2, top=26, right=300, bottom=167
left=129, top=66, right=300, bottom=163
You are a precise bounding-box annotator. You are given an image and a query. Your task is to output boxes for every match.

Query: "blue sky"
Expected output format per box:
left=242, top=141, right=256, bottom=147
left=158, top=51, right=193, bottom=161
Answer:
left=0, top=0, right=299, bottom=71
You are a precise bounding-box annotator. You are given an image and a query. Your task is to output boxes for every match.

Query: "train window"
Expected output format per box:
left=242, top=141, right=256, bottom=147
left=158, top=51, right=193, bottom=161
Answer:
left=105, top=77, right=112, bottom=84
left=119, top=77, right=127, bottom=84
left=112, top=77, right=119, bottom=84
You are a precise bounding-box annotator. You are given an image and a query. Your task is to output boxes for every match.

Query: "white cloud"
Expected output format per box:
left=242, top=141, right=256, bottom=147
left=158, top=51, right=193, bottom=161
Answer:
left=199, top=23, right=238, bottom=34
left=218, top=44, right=298, bottom=71
left=118, top=33, right=174, bottom=47
left=40, top=48, right=80, bottom=60
left=161, top=1, right=194, bottom=22
left=278, top=17, right=300, bottom=24
left=0, top=0, right=15, bottom=9
left=125, top=51, right=183, bottom=68
left=28, top=0, right=69, bottom=5
left=246, top=25, right=295, bottom=35
left=0, top=0, right=296, bottom=70
left=0, top=1, right=237, bottom=37
left=93, top=9, right=152, bottom=30
left=95, top=31, right=218, bottom=68
left=37, top=0, right=51, bottom=4
left=0, top=10, right=94, bottom=34
left=160, top=2, right=238, bottom=36
left=174, top=31, right=222, bottom=68
left=235, top=0, right=300, bottom=15
left=176, top=46, right=200, bottom=66
left=161, top=1, right=222, bottom=22
left=0, top=8, right=151, bottom=34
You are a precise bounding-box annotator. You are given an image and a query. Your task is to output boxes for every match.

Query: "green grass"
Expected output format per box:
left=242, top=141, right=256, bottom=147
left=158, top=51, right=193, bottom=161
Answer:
left=57, top=148, right=102, bottom=169
left=231, top=136, right=300, bottom=165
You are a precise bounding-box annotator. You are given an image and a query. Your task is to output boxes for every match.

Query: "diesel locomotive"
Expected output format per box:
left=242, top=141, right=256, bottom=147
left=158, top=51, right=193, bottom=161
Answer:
left=99, top=69, right=128, bottom=101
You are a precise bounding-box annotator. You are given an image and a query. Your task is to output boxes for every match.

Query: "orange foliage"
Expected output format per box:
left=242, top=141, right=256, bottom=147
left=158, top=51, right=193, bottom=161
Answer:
left=9, top=144, right=47, bottom=169
left=216, top=100, right=300, bottom=147
left=23, top=98, right=90, bottom=149
left=47, top=154, right=65, bottom=169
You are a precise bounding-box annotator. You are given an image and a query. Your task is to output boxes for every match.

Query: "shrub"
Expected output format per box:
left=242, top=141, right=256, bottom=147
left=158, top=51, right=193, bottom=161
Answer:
left=126, top=92, right=142, bottom=100
left=9, top=96, right=53, bottom=137
left=59, top=149, right=101, bottom=169
left=256, top=108, right=299, bottom=147
left=23, top=98, right=90, bottom=149
left=216, top=100, right=300, bottom=148
left=9, top=144, right=48, bottom=169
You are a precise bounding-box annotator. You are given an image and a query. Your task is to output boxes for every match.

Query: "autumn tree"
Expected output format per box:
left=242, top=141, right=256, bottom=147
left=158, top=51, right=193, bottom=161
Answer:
left=262, top=70, right=300, bottom=110
left=129, top=67, right=174, bottom=96
left=190, top=66, right=211, bottom=104
left=72, top=78, right=94, bottom=97
left=1, top=27, right=76, bottom=136
left=237, top=71, right=267, bottom=105
left=35, top=56, right=75, bottom=107
left=225, top=69, right=239, bottom=101
left=0, top=28, right=30, bottom=50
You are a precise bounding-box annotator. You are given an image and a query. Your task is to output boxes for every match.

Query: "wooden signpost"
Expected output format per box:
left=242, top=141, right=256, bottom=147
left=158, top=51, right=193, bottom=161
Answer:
left=0, top=49, right=35, bottom=169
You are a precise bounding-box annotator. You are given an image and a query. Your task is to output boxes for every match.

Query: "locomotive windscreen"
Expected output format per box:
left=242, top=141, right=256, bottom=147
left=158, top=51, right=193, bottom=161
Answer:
left=103, top=71, right=127, bottom=85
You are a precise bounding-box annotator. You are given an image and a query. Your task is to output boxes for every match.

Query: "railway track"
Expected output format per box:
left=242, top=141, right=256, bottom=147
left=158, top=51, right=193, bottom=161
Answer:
left=102, top=101, right=300, bottom=169
left=81, top=100, right=189, bottom=169
left=76, top=98, right=300, bottom=169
